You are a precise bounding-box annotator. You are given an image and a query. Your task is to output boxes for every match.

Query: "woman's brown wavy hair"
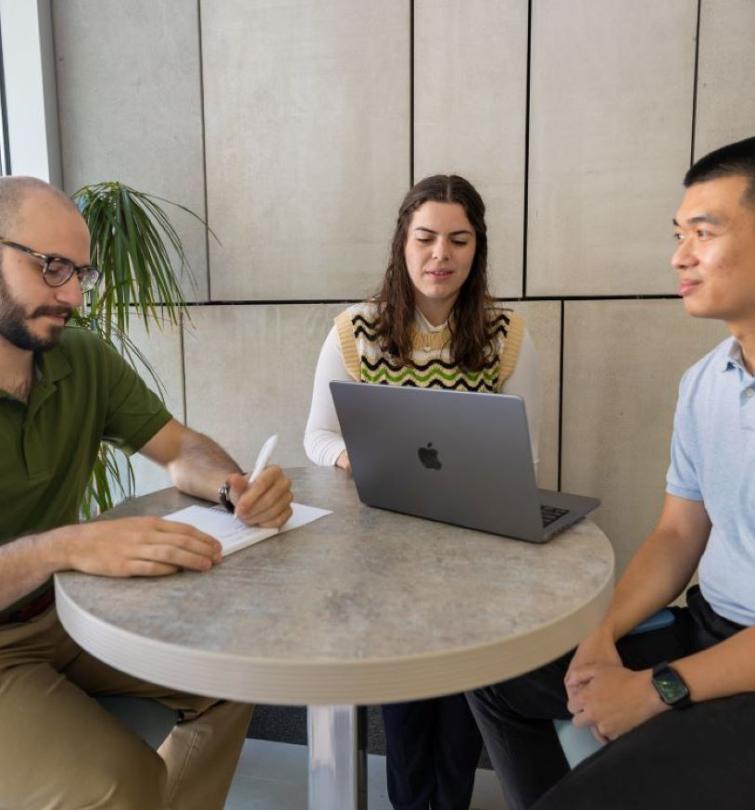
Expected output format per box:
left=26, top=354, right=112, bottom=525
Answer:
left=373, top=174, right=496, bottom=372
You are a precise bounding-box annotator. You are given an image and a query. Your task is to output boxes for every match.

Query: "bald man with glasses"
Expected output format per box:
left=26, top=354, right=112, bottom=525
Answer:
left=0, top=176, right=293, bottom=810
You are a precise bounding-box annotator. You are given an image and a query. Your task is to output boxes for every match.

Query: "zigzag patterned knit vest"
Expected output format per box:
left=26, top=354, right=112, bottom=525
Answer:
left=334, top=302, right=524, bottom=392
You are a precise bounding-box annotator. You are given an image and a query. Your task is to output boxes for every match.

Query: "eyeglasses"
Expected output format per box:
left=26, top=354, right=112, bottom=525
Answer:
left=0, top=237, right=101, bottom=292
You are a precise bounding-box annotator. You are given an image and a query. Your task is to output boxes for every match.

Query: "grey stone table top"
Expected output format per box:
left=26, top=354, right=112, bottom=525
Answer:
left=55, top=466, right=614, bottom=705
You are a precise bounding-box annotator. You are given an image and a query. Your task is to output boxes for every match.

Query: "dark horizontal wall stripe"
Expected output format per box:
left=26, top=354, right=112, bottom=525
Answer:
left=135, top=293, right=683, bottom=309
left=507, top=294, right=682, bottom=302
left=181, top=299, right=364, bottom=307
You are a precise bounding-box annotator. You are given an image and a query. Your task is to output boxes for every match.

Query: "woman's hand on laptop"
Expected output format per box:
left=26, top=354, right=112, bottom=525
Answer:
left=336, top=450, right=352, bottom=473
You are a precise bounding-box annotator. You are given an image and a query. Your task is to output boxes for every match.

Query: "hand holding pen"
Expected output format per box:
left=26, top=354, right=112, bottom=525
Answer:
left=227, top=434, right=293, bottom=528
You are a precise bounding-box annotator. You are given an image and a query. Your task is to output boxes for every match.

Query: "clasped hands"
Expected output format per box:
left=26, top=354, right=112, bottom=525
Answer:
left=64, top=466, right=293, bottom=579
left=564, top=628, right=667, bottom=743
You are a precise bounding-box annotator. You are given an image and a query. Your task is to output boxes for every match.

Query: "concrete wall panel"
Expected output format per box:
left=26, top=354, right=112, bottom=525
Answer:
left=202, top=0, right=410, bottom=300
left=183, top=304, right=344, bottom=471
left=52, top=0, right=208, bottom=301
left=49, top=1, right=755, bottom=583
left=508, top=301, right=561, bottom=490
left=183, top=302, right=558, bottom=491
left=414, top=0, right=528, bottom=298
left=695, top=0, right=755, bottom=158
left=527, top=0, right=696, bottom=296
left=561, top=301, right=727, bottom=574
left=122, top=316, right=185, bottom=496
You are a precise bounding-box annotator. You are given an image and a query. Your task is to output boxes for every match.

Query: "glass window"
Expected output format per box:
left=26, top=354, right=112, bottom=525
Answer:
left=0, top=1, right=59, bottom=182
left=0, top=13, right=10, bottom=176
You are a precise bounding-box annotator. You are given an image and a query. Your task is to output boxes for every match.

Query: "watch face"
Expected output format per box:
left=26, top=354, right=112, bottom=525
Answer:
left=653, top=667, right=689, bottom=705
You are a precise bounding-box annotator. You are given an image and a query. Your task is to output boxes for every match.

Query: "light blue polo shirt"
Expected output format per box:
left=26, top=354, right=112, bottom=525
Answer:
left=667, top=336, right=755, bottom=626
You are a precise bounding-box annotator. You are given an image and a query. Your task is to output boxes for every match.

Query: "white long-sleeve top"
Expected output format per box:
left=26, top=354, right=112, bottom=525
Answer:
left=304, top=310, right=543, bottom=470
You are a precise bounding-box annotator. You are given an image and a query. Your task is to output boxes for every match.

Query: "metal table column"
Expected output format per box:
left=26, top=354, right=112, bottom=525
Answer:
left=308, top=705, right=367, bottom=809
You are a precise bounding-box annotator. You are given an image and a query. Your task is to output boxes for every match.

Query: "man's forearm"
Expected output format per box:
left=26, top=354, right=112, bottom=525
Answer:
left=593, top=495, right=710, bottom=641
left=0, top=529, right=70, bottom=610
left=601, top=528, right=702, bottom=640
left=139, top=420, right=292, bottom=527
left=675, top=625, right=755, bottom=701
left=165, top=429, right=242, bottom=503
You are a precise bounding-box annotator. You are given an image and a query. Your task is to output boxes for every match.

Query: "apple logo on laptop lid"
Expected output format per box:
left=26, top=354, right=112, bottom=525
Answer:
left=418, top=442, right=442, bottom=470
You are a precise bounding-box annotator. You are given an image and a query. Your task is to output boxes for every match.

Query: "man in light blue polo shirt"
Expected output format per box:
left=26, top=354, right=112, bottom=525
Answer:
left=468, top=136, right=755, bottom=810
left=668, top=339, right=755, bottom=628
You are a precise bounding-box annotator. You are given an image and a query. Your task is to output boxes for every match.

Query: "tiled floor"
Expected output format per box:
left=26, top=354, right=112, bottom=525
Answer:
left=226, top=739, right=507, bottom=809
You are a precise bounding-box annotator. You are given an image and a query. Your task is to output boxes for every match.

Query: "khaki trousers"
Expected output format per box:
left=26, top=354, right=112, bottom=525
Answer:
left=0, top=606, right=253, bottom=810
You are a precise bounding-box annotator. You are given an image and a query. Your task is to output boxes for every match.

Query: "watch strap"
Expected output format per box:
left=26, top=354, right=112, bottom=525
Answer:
left=218, top=480, right=234, bottom=513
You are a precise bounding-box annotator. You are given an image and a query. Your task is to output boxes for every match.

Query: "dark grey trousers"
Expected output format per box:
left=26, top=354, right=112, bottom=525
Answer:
left=466, top=587, right=755, bottom=810
left=382, top=694, right=482, bottom=810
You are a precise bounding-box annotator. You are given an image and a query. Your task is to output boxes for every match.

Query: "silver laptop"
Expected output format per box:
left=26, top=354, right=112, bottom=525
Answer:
left=330, top=382, right=599, bottom=543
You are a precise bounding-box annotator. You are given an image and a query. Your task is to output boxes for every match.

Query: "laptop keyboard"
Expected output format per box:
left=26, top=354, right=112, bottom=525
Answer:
left=540, top=504, right=569, bottom=527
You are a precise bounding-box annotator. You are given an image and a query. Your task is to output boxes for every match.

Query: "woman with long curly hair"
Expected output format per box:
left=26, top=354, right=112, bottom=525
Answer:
left=304, top=174, right=542, bottom=810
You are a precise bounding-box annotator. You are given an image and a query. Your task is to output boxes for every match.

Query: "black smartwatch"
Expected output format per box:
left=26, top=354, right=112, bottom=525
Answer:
left=651, top=662, right=691, bottom=709
left=218, top=480, right=234, bottom=513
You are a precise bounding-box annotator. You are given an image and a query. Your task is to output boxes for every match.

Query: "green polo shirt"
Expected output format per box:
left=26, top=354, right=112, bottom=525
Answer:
left=0, top=326, right=172, bottom=611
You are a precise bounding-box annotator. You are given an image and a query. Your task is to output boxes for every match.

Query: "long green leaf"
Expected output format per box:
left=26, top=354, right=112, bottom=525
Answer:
left=71, top=181, right=204, bottom=517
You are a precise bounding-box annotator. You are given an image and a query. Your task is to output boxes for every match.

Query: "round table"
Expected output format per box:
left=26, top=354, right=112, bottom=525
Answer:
left=55, top=466, right=614, bottom=810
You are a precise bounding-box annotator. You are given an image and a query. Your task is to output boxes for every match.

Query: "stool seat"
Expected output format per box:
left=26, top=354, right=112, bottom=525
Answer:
left=97, top=695, right=178, bottom=749
left=554, top=718, right=603, bottom=768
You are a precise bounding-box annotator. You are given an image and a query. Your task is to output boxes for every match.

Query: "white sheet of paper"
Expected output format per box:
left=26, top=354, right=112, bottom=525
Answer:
left=163, top=502, right=332, bottom=557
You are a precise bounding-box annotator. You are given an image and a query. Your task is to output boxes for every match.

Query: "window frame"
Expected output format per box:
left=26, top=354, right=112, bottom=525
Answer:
left=0, top=0, right=61, bottom=183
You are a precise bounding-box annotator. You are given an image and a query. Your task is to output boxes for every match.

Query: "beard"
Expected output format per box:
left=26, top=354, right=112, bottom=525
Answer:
left=0, top=269, right=71, bottom=352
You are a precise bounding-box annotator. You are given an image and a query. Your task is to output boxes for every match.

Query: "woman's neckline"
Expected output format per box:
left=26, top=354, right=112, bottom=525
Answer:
left=414, top=307, right=448, bottom=334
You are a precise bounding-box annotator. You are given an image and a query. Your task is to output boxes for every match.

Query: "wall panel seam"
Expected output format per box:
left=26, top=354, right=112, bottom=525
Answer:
left=179, top=311, right=188, bottom=425
left=557, top=299, right=564, bottom=492
left=522, top=0, right=532, bottom=297
left=690, top=0, right=702, bottom=164
left=196, top=0, right=212, bottom=301
left=409, top=0, right=414, bottom=185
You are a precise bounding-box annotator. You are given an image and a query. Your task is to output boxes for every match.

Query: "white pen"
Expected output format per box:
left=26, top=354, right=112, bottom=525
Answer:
left=248, top=434, right=278, bottom=484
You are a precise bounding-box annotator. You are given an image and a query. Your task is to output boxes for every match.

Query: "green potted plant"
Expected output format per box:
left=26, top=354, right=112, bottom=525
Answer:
left=70, top=181, right=204, bottom=517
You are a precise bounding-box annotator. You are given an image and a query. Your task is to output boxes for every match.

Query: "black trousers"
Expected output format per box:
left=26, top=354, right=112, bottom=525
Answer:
left=381, top=693, right=483, bottom=810
left=466, top=586, right=755, bottom=810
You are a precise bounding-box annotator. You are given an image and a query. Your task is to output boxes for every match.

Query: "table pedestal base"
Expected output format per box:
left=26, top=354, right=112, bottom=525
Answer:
left=307, top=705, right=367, bottom=809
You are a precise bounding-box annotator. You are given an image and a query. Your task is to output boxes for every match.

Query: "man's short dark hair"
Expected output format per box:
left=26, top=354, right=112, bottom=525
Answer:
left=684, top=136, right=755, bottom=208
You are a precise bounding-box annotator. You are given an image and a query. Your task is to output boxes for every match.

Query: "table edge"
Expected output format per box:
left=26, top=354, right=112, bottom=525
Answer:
left=55, top=555, right=614, bottom=705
